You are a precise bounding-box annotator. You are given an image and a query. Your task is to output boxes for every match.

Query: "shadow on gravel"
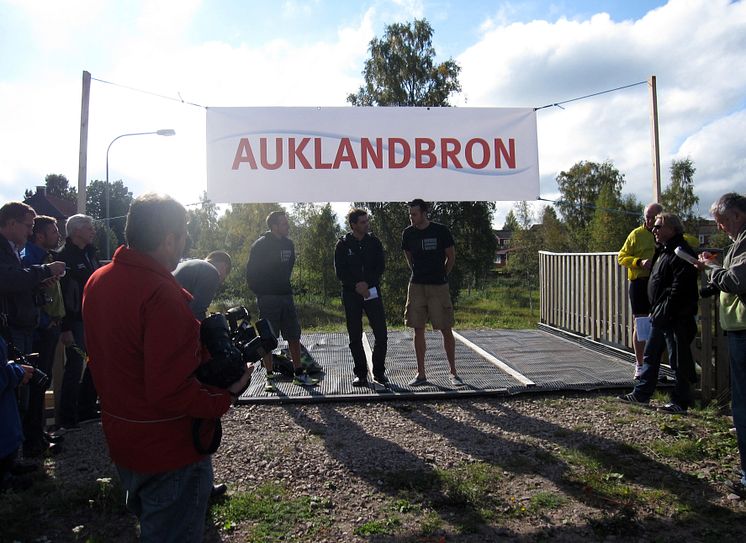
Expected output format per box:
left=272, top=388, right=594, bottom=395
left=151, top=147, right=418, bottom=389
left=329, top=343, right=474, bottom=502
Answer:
left=283, top=398, right=746, bottom=542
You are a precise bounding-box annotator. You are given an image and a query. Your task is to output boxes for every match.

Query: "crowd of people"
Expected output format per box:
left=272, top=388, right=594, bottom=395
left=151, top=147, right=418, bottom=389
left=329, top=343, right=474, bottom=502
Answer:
left=2, top=190, right=745, bottom=539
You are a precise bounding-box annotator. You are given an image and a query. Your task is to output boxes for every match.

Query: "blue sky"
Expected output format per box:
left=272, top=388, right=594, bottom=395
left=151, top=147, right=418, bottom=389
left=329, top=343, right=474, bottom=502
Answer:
left=1, top=0, right=744, bottom=226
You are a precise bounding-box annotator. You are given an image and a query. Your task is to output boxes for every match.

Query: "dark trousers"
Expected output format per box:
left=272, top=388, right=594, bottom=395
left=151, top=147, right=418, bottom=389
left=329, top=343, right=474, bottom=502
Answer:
left=342, top=289, right=387, bottom=379
left=635, top=315, right=697, bottom=407
left=60, top=321, right=98, bottom=426
left=22, top=324, right=59, bottom=451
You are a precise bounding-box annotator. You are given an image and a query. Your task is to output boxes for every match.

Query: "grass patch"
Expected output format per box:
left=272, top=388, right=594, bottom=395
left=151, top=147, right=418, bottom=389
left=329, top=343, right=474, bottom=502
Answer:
left=210, top=482, right=327, bottom=542
left=353, top=517, right=401, bottom=536
left=436, top=462, right=504, bottom=506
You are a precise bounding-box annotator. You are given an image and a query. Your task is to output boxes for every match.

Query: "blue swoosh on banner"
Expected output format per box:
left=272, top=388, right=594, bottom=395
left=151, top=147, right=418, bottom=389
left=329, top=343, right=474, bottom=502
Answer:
left=211, top=130, right=530, bottom=177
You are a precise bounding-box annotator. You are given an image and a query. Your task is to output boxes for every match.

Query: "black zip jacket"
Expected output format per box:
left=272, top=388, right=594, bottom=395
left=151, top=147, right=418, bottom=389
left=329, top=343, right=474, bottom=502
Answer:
left=56, top=239, right=100, bottom=331
left=0, top=233, right=53, bottom=330
left=334, top=232, right=385, bottom=293
left=647, top=233, right=699, bottom=325
left=245, top=232, right=295, bottom=296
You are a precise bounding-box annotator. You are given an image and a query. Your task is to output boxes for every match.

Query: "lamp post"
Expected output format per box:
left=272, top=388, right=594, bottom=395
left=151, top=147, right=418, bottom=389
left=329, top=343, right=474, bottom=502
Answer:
left=105, top=129, right=176, bottom=258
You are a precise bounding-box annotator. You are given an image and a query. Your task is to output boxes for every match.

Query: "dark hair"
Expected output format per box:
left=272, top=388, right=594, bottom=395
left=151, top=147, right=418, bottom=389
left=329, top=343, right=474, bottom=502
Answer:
left=206, top=250, right=232, bottom=271
left=125, top=193, right=186, bottom=252
left=407, top=198, right=428, bottom=213
left=710, top=192, right=746, bottom=219
left=32, top=215, right=57, bottom=237
left=0, top=202, right=35, bottom=227
left=266, top=211, right=287, bottom=230
left=656, top=212, right=684, bottom=235
left=347, top=208, right=368, bottom=226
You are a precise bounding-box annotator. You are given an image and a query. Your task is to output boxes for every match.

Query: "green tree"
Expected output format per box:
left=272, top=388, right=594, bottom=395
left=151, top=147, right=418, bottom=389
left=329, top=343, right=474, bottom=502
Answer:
left=347, top=19, right=461, bottom=107
left=186, top=192, right=222, bottom=258
left=293, top=204, right=342, bottom=302
left=588, top=188, right=642, bottom=252
left=555, top=160, right=625, bottom=250
left=660, top=158, right=699, bottom=232
left=502, top=209, right=519, bottom=231
left=24, top=173, right=77, bottom=202
left=85, top=179, right=134, bottom=257
left=509, top=201, right=541, bottom=289
left=538, top=206, right=571, bottom=253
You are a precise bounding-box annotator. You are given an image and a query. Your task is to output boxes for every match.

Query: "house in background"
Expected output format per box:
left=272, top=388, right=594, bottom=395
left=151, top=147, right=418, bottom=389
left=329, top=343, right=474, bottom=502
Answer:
left=23, top=186, right=77, bottom=239
left=494, top=229, right=513, bottom=268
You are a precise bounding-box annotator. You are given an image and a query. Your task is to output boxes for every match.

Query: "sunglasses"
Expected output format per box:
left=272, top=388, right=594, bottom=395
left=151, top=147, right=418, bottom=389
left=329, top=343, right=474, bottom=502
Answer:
left=652, top=223, right=664, bottom=230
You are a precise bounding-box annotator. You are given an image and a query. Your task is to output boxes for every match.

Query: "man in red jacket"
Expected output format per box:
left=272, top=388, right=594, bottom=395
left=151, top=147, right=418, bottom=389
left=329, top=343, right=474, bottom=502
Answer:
left=83, top=194, right=252, bottom=542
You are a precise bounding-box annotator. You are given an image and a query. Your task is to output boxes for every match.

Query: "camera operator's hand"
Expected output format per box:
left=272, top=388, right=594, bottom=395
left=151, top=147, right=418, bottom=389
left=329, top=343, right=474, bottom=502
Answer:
left=227, top=363, right=255, bottom=398
left=46, top=261, right=66, bottom=277
left=695, top=252, right=719, bottom=271
left=60, top=330, right=75, bottom=347
left=20, top=365, right=35, bottom=385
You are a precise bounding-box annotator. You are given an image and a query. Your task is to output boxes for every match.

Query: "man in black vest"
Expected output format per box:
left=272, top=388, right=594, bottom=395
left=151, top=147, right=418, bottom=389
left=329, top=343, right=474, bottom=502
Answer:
left=334, top=208, right=387, bottom=386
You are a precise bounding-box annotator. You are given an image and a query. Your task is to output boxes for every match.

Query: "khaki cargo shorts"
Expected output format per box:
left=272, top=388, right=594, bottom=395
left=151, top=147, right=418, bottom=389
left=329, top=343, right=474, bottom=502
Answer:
left=404, top=283, right=454, bottom=330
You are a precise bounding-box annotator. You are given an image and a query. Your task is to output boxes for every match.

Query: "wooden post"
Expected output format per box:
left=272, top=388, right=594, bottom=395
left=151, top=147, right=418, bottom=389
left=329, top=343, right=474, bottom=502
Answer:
left=649, top=75, right=662, bottom=202
left=77, top=71, right=91, bottom=214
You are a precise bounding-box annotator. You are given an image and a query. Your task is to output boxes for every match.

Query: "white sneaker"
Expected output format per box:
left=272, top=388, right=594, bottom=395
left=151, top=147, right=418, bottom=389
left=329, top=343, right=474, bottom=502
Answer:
left=408, top=375, right=428, bottom=386
left=634, top=365, right=643, bottom=380
left=449, top=374, right=464, bottom=386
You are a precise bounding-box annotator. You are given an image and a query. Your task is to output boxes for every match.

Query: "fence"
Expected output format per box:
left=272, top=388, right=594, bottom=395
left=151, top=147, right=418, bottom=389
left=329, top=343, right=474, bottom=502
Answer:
left=538, top=251, right=729, bottom=405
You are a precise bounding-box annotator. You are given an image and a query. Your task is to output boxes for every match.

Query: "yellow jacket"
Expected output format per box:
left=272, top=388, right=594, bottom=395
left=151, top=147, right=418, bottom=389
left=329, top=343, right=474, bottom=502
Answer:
left=618, top=225, right=656, bottom=280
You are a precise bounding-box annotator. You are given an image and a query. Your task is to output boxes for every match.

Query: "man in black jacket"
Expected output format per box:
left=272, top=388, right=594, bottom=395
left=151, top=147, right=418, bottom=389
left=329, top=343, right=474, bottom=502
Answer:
left=620, top=212, right=699, bottom=413
left=334, top=209, right=387, bottom=386
left=0, top=202, right=65, bottom=354
left=246, top=211, right=317, bottom=391
left=57, top=214, right=100, bottom=428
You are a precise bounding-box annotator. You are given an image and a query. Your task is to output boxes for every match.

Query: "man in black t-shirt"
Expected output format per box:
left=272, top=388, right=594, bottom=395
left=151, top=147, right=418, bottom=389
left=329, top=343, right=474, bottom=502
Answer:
left=401, top=199, right=462, bottom=387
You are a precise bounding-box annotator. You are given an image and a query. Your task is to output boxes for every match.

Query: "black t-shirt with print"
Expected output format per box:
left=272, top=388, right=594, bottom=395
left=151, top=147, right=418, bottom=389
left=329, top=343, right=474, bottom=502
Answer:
left=401, top=221, right=455, bottom=285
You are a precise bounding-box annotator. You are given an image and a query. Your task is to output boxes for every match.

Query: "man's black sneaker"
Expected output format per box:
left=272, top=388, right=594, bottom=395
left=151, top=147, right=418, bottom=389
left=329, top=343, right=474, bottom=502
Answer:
left=352, top=376, right=368, bottom=387
left=373, top=374, right=389, bottom=385
left=618, top=393, right=649, bottom=405
left=659, top=403, right=687, bottom=414
left=211, top=483, right=228, bottom=498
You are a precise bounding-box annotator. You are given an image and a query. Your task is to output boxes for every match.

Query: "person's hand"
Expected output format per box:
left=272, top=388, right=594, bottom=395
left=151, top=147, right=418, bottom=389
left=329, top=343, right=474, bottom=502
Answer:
left=20, top=365, right=34, bottom=385
left=47, top=261, right=66, bottom=277
left=641, top=259, right=652, bottom=270
left=227, top=363, right=255, bottom=398
left=355, top=281, right=370, bottom=298
left=60, top=330, right=74, bottom=346
left=695, top=252, right=718, bottom=271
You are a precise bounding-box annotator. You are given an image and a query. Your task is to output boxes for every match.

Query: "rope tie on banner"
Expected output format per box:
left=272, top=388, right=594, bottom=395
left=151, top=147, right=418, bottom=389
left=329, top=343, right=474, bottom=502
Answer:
left=91, top=76, right=207, bottom=109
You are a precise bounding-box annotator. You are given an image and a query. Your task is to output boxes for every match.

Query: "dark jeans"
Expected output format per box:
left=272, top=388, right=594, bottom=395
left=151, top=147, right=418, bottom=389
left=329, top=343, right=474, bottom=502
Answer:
left=60, top=321, right=98, bottom=426
left=634, top=315, right=697, bottom=407
left=728, top=330, right=746, bottom=482
left=342, top=289, right=387, bottom=379
left=22, top=324, right=59, bottom=451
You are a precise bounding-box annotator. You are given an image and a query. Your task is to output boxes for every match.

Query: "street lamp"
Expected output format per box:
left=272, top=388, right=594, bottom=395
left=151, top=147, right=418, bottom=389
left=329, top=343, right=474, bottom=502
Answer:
left=105, top=129, right=176, bottom=258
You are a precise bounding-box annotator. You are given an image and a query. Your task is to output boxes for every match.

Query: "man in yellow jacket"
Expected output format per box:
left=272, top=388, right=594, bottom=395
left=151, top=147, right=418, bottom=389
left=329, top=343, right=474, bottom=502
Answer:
left=618, top=203, right=662, bottom=378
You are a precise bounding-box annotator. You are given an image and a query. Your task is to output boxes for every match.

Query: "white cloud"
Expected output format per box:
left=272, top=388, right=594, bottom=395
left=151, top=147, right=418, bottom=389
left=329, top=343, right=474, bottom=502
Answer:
left=457, top=0, right=746, bottom=225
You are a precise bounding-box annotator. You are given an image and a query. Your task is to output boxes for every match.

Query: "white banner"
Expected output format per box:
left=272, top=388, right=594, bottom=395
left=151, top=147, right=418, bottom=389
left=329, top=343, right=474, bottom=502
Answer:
left=206, top=107, right=539, bottom=203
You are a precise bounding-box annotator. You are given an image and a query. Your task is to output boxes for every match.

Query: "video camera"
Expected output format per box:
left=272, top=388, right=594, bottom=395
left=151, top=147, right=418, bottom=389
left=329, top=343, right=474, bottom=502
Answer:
left=6, top=345, right=49, bottom=389
left=196, top=307, right=278, bottom=392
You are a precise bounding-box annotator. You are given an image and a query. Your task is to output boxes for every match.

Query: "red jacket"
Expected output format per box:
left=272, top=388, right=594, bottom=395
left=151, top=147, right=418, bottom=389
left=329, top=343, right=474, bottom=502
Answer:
left=83, top=245, right=232, bottom=473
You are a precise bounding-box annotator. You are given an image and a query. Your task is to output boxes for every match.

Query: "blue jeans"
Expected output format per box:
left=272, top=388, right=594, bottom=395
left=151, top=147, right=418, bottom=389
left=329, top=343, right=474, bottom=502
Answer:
left=116, top=457, right=214, bottom=543
left=728, top=330, right=746, bottom=483
left=634, top=316, right=697, bottom=407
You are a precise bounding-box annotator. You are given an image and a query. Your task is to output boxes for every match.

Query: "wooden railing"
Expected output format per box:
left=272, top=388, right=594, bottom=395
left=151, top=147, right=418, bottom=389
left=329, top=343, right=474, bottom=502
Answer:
left=538, top=251, right=729, bottom=405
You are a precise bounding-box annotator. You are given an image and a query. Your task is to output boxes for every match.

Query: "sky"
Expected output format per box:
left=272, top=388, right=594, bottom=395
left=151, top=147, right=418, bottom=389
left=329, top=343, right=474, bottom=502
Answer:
left=1, top=0, right=744, bottom=227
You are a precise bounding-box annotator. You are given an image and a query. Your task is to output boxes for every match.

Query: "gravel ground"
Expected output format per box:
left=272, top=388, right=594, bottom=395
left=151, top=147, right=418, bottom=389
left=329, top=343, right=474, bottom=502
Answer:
left=27, top=392, right=746, bottom=542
